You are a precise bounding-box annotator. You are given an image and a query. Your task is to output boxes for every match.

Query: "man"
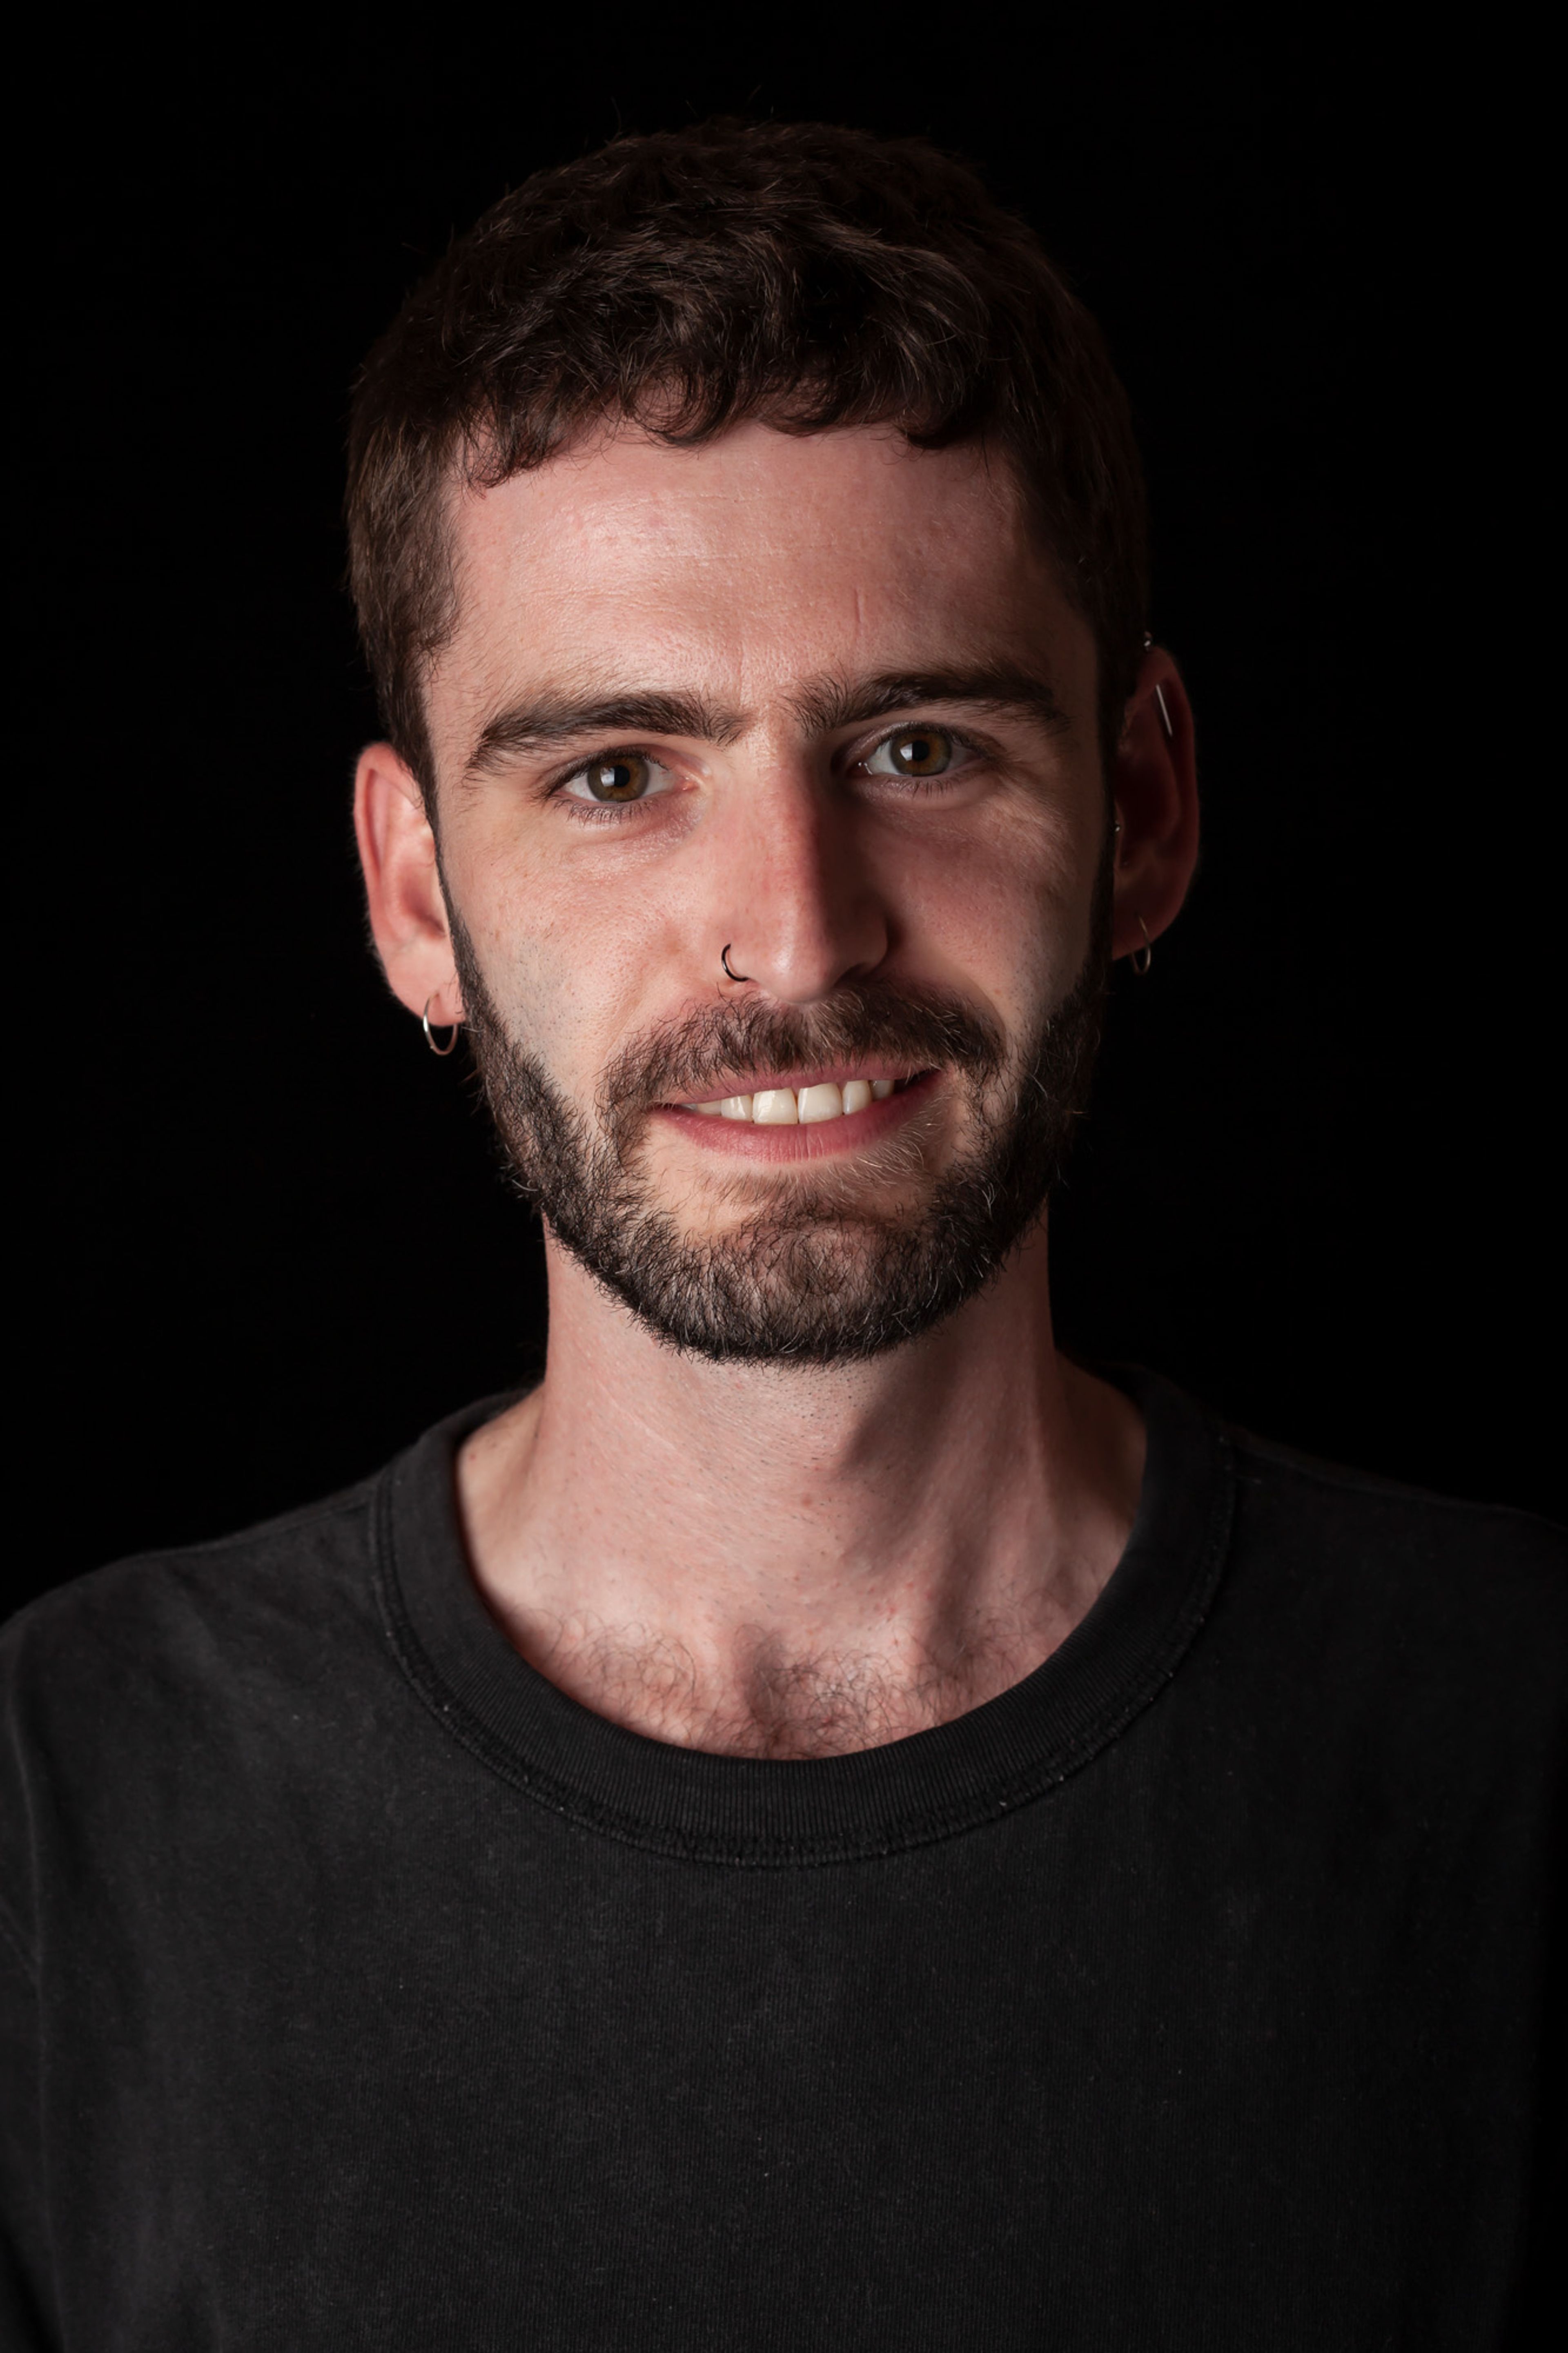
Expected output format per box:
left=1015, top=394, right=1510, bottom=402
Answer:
left=2, top=120, right=1560, bottom=2350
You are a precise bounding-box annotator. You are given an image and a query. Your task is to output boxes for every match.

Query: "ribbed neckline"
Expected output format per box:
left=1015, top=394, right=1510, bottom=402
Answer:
left=372, top=1369, right=1234, bottom=1867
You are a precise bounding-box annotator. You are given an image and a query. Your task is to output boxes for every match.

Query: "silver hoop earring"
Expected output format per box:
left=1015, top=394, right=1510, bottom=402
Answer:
left=422, top=998, right=460, bottom=1056
left=1131, top=919, right=1154, bottom=977
left=720, top=945, right=752, bottom=984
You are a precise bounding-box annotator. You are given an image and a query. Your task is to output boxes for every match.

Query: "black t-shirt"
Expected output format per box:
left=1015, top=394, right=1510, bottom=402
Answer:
left=2, top=1374, right=1562, bottom=2351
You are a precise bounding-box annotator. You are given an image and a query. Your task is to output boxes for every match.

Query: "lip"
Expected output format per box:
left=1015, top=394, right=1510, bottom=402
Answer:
left=652, top=1069, right=942, bottom=1160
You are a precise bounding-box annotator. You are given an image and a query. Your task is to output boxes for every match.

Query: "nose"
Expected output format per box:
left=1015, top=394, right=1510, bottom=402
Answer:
left=717, top=770, right=890, bottom=1005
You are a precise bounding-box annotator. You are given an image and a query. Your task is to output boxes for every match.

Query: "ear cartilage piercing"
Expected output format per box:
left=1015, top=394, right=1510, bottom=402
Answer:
left=1142, top=633, right=1176, bottom=742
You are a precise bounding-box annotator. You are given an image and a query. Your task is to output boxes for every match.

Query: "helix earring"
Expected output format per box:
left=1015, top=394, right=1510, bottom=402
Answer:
left=720, top=945, right=752, bottom=984
left=422, top=997, right=460, bottom=1056
left=1141, top=631, right=1176, bottom=741
left=1131, top=919, right=1154, bottom=977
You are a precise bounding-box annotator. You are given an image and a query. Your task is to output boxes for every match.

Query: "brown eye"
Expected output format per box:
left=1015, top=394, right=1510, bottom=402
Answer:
left=887, top=727, right=953, bottom=777
left=585, top=754, right=651, bottom=802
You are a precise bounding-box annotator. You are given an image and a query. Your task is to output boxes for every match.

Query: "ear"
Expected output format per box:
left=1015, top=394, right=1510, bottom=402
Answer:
left=1109, top=647, right=1200, bottom=962
left=353, top=744, right=464, bottom=1027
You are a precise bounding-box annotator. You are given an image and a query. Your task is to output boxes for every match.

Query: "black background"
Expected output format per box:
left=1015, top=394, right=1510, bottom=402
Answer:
left=14, top=4, right=1558, bottom=1618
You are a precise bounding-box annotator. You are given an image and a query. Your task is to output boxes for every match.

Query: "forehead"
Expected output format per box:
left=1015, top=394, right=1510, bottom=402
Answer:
left=433, top=423, right=1087, bottom=727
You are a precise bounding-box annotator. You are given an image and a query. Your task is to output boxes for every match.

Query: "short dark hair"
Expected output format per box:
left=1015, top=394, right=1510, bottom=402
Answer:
left=346, top=118, right=1149, bottom=793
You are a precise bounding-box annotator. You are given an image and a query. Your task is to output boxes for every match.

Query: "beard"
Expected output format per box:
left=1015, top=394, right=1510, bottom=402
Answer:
left=448, top=895, right=1108, bottom=1365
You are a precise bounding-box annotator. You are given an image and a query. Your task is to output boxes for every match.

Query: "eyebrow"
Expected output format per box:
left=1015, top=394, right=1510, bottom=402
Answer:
left=463, top=662, right=1069, bottom=777
left=787, top=666, right=1070, bottom=737
left=466, top=690, right=750, bottom=776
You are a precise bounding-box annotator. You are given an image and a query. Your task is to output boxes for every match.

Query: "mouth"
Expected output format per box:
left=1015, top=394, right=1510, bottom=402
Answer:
left=675, top=1065, right=924, bottom=1126
left=652, top=1067, right=940, bottom=1159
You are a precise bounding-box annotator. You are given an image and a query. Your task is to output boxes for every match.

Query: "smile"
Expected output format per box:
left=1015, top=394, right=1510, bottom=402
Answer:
left=655, top=1069, right=938, bottom=1159
left=680, top=1075, right=907, bottom=1125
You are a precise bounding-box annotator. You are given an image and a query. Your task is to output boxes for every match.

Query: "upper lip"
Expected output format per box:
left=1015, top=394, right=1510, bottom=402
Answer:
left=659, top=1061, right=929, bottom=1105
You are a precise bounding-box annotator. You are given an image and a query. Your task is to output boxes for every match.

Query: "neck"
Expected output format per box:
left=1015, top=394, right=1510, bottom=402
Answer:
left=457, top=1215, right=1145, bottom=1758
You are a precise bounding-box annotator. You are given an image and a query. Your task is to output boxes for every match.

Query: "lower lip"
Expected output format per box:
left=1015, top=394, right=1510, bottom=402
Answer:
left=653, top=1072, right=940, bottom=1161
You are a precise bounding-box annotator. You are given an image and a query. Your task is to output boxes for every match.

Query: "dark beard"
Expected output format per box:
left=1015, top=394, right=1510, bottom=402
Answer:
left=449, top=912, right=1107, bottom=1365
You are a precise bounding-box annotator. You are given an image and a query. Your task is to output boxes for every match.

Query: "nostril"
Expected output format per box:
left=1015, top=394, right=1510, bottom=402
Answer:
left=714, top=874, right=891, bottom=1006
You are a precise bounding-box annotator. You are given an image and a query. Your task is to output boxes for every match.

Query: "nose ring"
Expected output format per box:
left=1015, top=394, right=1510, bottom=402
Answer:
left=720, top=944, right=752, bottom=984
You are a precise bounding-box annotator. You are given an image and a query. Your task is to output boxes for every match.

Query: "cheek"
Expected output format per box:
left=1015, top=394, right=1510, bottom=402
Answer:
left=449, top=824, right=693, bottom=1076
left=887, top=801, right=1098, bottom=1024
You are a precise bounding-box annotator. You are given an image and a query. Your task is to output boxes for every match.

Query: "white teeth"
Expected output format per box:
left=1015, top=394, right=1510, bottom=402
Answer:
left=797, top=1082, right=843, bottom=1124
left=751, top=1088, right=800, bottom=1125
left=686, top=1077, right=901, bottom=1124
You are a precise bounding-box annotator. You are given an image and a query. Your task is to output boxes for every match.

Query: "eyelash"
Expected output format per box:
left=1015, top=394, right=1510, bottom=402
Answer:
left=859, top=723, right=989, bottom=793
left=549, top=750, right=670, bottom=824
left=873, top=729, right=985, bottom=789
left=549, top=724, right=989, bottom=823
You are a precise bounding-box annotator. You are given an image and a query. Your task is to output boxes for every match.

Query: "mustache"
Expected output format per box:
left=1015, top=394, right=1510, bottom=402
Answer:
left=597, top=983, right=1007, bottom=1118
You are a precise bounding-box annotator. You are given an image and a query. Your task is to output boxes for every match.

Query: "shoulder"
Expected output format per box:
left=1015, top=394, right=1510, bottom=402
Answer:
left=5, top=1472, right=380, bottom=1650
left=1215, top=1418, right=1567, bottom=1734
left=0, top=1474, right=390, bottom=1780
left=1227, top=1421, right=1564, bottom=1588
left=0, top=1468, right=432, bottom=1993
left=0, top=1474, right=408, bottom=1950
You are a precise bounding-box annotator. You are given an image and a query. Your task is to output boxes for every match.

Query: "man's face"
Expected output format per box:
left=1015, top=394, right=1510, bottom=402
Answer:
left=421, top=423, right=1109, bottom=1360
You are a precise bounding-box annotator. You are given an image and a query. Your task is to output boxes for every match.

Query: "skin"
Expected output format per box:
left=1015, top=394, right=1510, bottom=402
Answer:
left=356, top=421, right=1199, bottom=1758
